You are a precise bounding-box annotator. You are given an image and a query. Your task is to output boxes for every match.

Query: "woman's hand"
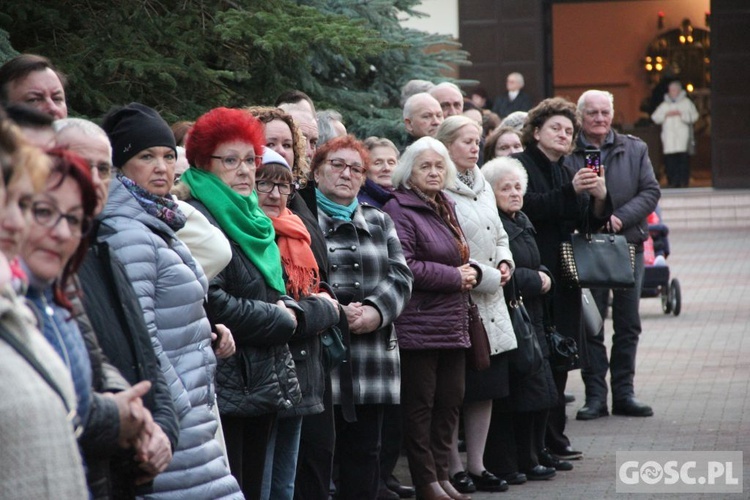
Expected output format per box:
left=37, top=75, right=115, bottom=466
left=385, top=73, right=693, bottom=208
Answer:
left=498, top=262, right=512, bottom=286
left=133, top=414, right=173, bottom=484
left=349, top=304, right=382, bottom=334
left=276, top=300, right=298, bottom=330
left=538, top=271, right=552, bottom=294
left=458, top=263, right=478, bottom=291
left=211, top=324, right=236, bottom=359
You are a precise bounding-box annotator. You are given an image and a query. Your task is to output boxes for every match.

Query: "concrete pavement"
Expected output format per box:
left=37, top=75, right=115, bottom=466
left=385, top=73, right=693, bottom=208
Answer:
left=393, top=193, right=750, bottom=499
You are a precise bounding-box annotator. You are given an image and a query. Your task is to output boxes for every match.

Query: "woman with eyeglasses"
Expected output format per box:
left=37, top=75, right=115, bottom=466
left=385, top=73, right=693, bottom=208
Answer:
left=176, top=107, right=304, bottom=500
left=98, top=103, right=242, bottom=499
left=311, top=135, right=413, bottom=499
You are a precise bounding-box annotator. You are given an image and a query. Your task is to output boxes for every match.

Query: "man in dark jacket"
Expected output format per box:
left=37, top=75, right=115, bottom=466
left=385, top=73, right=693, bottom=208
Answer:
left=492, top=72, right=533, bottom=119
left=564, top=90, right=661, bottom=421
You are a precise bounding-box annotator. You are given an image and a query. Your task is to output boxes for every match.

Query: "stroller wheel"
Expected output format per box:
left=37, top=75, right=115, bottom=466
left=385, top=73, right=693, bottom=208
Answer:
left=670, top=279, right=681, bottom=316
left=661, top=284, right=672, bottom=314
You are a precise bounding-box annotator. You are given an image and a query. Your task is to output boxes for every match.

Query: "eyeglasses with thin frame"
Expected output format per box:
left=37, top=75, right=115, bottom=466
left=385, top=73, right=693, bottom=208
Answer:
left=327, top=158, right=365, bottom=177
left=255, top=180, right=293, bottom=195
left=31, top=200, right=92, bottom=238
left=210, top=154, right=261, bottom=170
left=89, top=161, right=113, bottom=180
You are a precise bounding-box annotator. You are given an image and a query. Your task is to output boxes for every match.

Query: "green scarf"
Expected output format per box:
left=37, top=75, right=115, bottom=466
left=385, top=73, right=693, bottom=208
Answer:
left=180, top=168, right=285, bottom=294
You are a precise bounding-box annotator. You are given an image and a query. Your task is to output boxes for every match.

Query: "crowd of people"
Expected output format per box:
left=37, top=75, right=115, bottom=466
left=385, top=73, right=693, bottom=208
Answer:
left=0, top=52, right=661, bottom=500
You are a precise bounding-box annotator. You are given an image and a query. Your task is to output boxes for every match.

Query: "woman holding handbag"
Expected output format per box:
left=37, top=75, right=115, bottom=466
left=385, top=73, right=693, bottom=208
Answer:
left=483, top=156, right=559, bottom=482
left=512, top=97, right=610, bottom=467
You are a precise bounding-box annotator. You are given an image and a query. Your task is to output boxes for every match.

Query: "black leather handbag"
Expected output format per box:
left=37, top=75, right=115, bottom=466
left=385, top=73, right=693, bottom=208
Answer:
left=507, top=279, right=544, bottom=376
left=559, top=232, right=636, bottom=289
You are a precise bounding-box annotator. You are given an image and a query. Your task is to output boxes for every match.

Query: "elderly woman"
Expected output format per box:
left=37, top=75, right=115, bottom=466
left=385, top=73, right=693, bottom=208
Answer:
left=358, top=136, right=399, bottom=209
left=437, top=116, right=515, bottom=495
left=482, top=157, right=558, bottom=482
left=252, top=149, right=340, bottom=500
left=176, top=107, right=302, bottom=500
left=483, top=126, right=523, bottom=163
left=311, top=135, right=412, bottom=499
left=513, top=97, right=609, bottom=469
left=382, top=137, right=476, bottom=500
left=98, top=103, right=241, bottom=499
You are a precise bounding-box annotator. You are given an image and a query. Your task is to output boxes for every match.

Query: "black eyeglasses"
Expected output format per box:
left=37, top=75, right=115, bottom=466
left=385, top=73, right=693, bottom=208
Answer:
left=31, top=200, right=91, bottom=238
left=89, top=161, right=113, bottom=180
left=328, top=158, right=365, bottom=177
left=256, top=180, right=293, bottom=195
left=210, top=154, right=261, bottom=170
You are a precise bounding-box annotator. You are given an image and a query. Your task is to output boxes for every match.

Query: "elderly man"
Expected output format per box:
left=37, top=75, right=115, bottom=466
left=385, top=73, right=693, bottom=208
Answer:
left=402, top=92, right=443, bottom=150
left=429, top=82, right=464, bottom=118
left=492, top=72, right=532, bottom=119
left=0, top=53, right=68, bottom=119
left=563, top=90, right=660, bottom=421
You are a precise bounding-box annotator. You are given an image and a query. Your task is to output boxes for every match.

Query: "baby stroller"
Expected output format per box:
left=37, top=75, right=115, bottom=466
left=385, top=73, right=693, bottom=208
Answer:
left=641, top=207, right=681, bottom=315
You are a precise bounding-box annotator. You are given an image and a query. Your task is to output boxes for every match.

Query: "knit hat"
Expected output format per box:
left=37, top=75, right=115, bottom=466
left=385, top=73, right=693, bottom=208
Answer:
left=261, top=146, right=291, bottom=170
left=101, top=102, right=176, bottom=168
left=499, top=111, right=528, bottom=132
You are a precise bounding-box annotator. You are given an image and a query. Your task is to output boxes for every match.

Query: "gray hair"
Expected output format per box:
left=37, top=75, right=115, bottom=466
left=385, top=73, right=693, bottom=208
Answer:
left=577, top=90, right=614, bottom=112
left=435, top=115, right=482, bottom=148
left=392, top=136, right=457, bottom=191
left=403, top=92, right=440, bottom=120
left=481, top=156, right=528, bottom=196
left=316, top=109, right=345, bottom=146
left=364, top=136, right=400, bottom=158
left=508, top=72, right=525, bottom=87
left=429, top=81, right=463, bottom=97
left=54, top=117, right=112, bottom=154
left=499, top=111, right=528, bottom=131
left=400, top=79, right=435, bottom=107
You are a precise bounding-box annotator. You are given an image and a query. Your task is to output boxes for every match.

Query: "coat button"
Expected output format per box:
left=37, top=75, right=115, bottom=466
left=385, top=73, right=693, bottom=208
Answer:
left=353, top=263, right=360, bottom=269
left=489, top=257, right=493, bottom=262
left=329, top=247, right=335, bottom=252
left=333, top=283, right=339, bottom=288
left=300, top=350, right=307, bottom=356
left=354, top=282, right=361, bottom=288
left=350, top=245, right=357, bottom=251
left=331, top=264, right=338, bottom=270
left=284, top=399, right=292, bottom=408
left=490, top=318, right=495, bottom=322
left=487, top=226, right=490, bottom=230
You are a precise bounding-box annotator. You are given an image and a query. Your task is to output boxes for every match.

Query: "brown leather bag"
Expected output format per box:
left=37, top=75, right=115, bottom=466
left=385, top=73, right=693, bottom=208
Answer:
left=466, top=297, right=491, bottom=371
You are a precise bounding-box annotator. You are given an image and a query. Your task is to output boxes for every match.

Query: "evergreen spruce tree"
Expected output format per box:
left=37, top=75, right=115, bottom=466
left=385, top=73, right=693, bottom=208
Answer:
left=0, top=1, right=469, bottom=140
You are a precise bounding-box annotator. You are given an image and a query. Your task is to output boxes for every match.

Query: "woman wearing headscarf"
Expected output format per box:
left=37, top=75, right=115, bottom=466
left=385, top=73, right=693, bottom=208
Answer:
left=98, top=103, right=242, bottom=499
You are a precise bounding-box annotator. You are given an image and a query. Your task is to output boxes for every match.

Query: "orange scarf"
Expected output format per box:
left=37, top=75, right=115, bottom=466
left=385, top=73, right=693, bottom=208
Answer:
left=271, top=207, right=320, bottom=300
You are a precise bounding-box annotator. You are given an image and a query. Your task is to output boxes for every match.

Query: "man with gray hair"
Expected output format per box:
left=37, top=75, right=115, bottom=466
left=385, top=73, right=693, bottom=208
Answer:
left=316, top=109, right=347, bottom=146
left=399, top=79, right=435, bottom=107
left=563, top=89, right=660, bottom=422
left=492, top=72, right=532, bottom=118
left=429, top=82, right=464, bottom=118
left=402, top=92, right=443, bottom=151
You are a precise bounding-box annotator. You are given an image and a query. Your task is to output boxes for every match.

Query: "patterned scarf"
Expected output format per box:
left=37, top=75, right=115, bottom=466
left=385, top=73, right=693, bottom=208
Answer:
left=315, top=188, right=359, bottom=221
left=456, top=166, right=476, bottom=189
left=180, top=167, right=285, bottom=294
left=270, top=207, right=320, bottom=300
left=117, top=174, right=187, bottom=231
left=410, top=186, right=470, bottom=264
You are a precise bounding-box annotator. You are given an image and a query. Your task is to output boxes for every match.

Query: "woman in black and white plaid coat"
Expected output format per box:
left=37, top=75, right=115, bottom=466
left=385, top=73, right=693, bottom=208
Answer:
left=311, top=135, right=413, bottom=500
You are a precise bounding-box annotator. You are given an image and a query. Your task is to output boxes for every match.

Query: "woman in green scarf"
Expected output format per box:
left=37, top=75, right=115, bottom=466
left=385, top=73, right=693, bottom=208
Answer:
left=177, top=107, right=302, bottom=500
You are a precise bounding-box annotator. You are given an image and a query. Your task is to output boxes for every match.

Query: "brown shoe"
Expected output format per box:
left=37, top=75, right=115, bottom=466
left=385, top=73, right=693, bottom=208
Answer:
left=415, top=482, right=451, bottom=500
left=438, top=480, right=472, bottom=500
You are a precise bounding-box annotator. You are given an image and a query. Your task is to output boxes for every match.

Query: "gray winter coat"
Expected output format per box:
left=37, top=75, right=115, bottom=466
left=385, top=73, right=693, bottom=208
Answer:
left=98, top=177, right=241, bottom=500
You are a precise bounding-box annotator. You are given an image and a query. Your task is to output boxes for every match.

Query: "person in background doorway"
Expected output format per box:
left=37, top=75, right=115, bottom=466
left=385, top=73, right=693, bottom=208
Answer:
left=651, top=81, right=698, bottom=188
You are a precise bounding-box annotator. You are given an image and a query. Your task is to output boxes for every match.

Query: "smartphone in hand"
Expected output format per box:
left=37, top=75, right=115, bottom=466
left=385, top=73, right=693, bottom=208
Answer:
left=584, top=148, right=601, bottom=175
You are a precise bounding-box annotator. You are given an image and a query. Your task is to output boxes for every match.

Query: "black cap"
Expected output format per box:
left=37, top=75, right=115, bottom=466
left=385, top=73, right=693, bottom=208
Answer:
left=101, top=102, right=176, bottom=168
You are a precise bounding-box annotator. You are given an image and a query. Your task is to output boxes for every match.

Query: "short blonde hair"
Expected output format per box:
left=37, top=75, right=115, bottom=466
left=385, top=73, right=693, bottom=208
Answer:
left=435, top=115, right=482, bottom=148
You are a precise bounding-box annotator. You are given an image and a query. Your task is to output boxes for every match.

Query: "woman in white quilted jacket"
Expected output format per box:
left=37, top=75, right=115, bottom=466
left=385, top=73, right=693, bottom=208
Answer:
left=438, top=115, right=517, bottom=496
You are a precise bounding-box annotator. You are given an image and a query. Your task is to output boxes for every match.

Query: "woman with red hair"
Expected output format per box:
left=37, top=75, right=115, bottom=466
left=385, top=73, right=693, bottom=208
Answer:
left=179, top=107, right=303, bottom=499
left=311, top=135, right=413, bottom=499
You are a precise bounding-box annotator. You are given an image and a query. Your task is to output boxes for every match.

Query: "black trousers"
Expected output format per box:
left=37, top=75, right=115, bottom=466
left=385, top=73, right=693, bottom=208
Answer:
left=664, top=152, right=690, bottom=187
left=295, top=376, right=335, bottom=500
left=379, top=404, right=403, bottom=486
left=545, top=369, right=570, bottom=453
left=583, top=252, right=646, bottom=404
left=334, top=404, right=383, bottom=500
left=222, top=413, right=275, bottom=500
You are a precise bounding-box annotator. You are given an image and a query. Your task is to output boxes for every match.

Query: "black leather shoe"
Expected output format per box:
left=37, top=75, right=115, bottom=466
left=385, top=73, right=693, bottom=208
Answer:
left=613, top=397, right=654, bottom=417
left=467, top=470, right=508, bottom=492
left=576, top=401, right=609, bottom=421
left=386, top=478, right=416, bottom=499
left=564, top=392, right=576, bottom=404
left=523, top=465, right=556, bottom=481
left=378, top=484, right=401, bottom=500
left=449, top=471, right=476, bottom=494
left=540, top=449, right=574, bottom=471
left=498, top=472, right=527, bottom=485
left=549, top=445, right=583, bottom=460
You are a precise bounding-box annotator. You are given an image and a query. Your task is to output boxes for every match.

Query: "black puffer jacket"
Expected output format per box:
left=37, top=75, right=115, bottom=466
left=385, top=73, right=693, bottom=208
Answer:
left=189, top=198, right=302, bottom=417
